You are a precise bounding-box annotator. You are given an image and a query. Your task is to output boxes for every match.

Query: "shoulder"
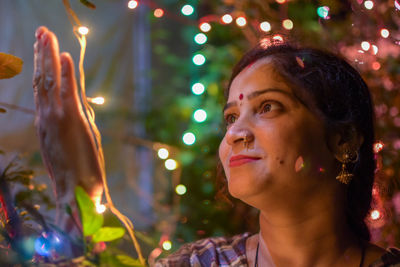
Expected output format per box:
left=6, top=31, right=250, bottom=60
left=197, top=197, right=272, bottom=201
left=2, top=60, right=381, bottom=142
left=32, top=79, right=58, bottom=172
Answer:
left=155, top=232, right=251, bottom=267
left=365, top=242, right=400, bottom=267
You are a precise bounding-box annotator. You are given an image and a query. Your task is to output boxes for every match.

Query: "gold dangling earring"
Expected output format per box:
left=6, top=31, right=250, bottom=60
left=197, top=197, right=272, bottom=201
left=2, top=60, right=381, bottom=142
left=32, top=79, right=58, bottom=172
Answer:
left=336, top=149, right=359, bottom=184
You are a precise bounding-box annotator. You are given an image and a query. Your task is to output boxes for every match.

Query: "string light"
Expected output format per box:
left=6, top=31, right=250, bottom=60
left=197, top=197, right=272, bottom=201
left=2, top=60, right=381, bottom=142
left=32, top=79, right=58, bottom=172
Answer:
left=236, top=16, right=247, bottom=27
left=372, top=61, right=381, bottom=70
left=96, top=203, right=106, bottom=214
left=260, top=21, right=271, bottom=32
left=380, top=28, right=390, bottom=38
left=194, top=33, right=207, bottom=45
left=88, top=96, right=105, bottom=105
left=78, top=26, right=89, bottom=35
left=282, top=19, right=293, bottom=30
left=157, top=148, right=169, bottom=159
left=317, top=6, right=330, bottom=19
left=193, top=109, right=207, bottom=122
left=372, top=45, right=378, bottom=55
left=154, top=8, right=164, bottom=18
left=181, top=4, right=194, bottom=16
left=175, top=184, right=187, bottom=195
left=192, top=82, right=205, bottom=95
left=361, top=41, right=370, bottom=51
left=370, top=209, right=381, bottom=220
left=199, top=22, right=211, bottom=32
left=373, top=141, right=384, bottom=153
left=272, top=34, right=284, bottom=42
left=364, top=0, right=374, bottom=10
left=192, top=54, right=206, bottom=65
left=162, top=240, right=172, bottom=250
left=182, top=132, right=196, bottom=145
left=128, top=0, right=138, bottom=9
left=165, top=159, right=178, bottom=170
left=395, top=0, right=400, bottom=10
left=221, top=14, right=233, bottom=24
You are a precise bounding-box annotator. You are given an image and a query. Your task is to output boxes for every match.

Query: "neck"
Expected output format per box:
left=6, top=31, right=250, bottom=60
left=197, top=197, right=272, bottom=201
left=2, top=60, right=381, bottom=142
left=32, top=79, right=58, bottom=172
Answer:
left=257, top=196, right=363, bottom=267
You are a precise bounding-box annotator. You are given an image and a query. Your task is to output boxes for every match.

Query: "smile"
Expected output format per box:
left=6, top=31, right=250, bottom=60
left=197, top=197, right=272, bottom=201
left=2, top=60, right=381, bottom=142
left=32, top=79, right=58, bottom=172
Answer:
left=229, top=155, right=261, bottom=167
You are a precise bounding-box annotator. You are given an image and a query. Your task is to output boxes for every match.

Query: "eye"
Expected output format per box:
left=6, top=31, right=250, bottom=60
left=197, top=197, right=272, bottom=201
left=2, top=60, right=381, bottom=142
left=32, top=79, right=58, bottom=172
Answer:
left=224, top=114, right=237, bottom=125
left=260, top=100, right=282, bottom=114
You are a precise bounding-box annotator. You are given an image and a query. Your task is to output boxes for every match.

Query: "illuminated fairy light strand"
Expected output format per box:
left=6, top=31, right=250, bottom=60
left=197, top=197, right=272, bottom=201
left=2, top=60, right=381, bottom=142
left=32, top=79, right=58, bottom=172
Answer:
left=62, top=1, right=145, bottom=265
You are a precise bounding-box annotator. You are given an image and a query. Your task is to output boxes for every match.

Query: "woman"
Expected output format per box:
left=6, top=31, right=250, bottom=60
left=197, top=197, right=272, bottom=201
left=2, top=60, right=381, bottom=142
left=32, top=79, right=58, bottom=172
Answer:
left=33, top=27, right=400, bottom=266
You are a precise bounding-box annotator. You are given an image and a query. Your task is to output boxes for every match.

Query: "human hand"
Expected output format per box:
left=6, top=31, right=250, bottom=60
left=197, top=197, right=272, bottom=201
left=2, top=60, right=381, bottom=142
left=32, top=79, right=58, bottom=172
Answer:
left=33, top=26, right=103, bottom=224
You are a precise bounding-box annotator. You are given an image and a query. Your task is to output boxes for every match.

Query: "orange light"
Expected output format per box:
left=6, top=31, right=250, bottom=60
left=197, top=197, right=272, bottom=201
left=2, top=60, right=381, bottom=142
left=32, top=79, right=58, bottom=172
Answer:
left=370, top=210, right=380, bottom=220
left=154, top=8, right=164, bottom=18
left=372, top=62, right=381, bottom=70
left=199, top=22, right=211, bottom=32
left=276, top=0, right=286, bottom=3
left=373, top=141, right=384, bottom=153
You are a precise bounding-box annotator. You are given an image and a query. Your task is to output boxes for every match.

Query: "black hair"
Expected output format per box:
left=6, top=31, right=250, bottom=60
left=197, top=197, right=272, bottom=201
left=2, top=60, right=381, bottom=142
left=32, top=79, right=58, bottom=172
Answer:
left=217, top=39, right=376, bottom=241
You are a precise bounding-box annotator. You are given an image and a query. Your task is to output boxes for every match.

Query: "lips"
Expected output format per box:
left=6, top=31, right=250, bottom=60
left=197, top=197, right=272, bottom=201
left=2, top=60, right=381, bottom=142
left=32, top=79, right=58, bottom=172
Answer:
left=229, top=155, right=261, bottom=167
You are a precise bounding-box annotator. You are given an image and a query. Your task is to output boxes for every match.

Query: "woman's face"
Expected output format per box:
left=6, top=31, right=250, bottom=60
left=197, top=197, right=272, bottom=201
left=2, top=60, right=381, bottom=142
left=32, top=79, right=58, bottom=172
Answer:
left=218, top=58, right=339, bottom=208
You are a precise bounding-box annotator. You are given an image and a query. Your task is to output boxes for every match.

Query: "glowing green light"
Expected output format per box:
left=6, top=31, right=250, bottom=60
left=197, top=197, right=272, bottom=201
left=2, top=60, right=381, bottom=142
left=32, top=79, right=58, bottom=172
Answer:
left=192, top=83, right=205, bottom=95
left=182, top=132, right=196, bottom=145
left=175, top=184, right=187, bottom=195
left=194, top=33, right=207, bottom=45
left=193, top=109, right=207, bottom=123
left=192, top=54, right=206, bottom=66
left=317, top=6, right=330, bottom=19
left=181, top=4, right=194, bottom=16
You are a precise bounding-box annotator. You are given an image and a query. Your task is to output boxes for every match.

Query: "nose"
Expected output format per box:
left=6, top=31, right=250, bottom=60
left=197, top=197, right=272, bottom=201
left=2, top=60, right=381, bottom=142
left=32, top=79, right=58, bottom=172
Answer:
left=225, top=124, right=254, bottom=148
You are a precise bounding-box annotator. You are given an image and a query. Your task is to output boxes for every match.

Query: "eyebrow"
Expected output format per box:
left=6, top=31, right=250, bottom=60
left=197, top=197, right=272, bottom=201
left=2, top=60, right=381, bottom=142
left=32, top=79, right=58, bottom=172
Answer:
left=223, top=88, right=298, bottom=112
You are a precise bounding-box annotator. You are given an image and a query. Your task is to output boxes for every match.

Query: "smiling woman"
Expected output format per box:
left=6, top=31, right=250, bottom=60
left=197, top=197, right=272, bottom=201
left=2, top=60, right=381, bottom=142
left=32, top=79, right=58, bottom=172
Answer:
left=155, top=41, right=400, bottom=266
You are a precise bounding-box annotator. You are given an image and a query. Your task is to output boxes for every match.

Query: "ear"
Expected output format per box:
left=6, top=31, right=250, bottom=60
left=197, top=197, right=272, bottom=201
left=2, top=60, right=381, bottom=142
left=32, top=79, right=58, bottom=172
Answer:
left=328, top=125, right=364, bottom=162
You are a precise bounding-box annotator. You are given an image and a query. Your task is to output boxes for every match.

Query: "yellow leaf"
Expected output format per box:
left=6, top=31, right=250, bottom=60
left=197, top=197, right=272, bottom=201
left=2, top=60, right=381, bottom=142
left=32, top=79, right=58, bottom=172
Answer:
left=0, top=52, right=23, bottom=79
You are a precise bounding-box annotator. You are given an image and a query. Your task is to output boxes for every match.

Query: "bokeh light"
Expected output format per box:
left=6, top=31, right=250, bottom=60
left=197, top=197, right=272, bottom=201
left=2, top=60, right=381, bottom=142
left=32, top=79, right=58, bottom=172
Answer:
left=96, top=203, right=106, bottom=214
left=192, top=83, right=205, bottom=95
left=370, top=209, right=381, bottom=220
left=282, top=19, right=293, bottom=30
left=128, top=0, right=138, bottom=9
left=380, top=28, right=390, bottom=38
left=260, top=21, right=271, bottom=32
left=175, top=184, right=187, bottom=195
left=372, top=45, right=378, bottom=55
left=236, top=16, right=247, bottom=27
left=221, top=14, right=233, bottom=24
left=162, top=240, right=172, bottom=250
left=317, top=6, right=330, bottom=19
left=157, top=148, right=169, bottom=159
left=272, top=34, right=284, bottom=42
left=199, top=22, right=211, bottom=32
left=396, top=0, right=400, bottom=10
left=364, top=0, right=374, bottom=9
left=276, top=0, right=286, bottom=3
left=194, top=33, right=207, bottom=45
left=372, top=61, right=381, bottom=70
left=193, top=109, right=207, bottom=122
left=361, top=41, right=370, bottom=51
left=192, top=54, right=206, bottom=65
left=182, top=132, right=196, bottom=145
left=181, top=4, right=194, bottom=16
left=374, top=141, right=384, bottom=153
left=165, top=159, right=178, bottom=170
left=78, top=26, right=89, bottom=35
left=89, top=96, right=105, bottom=105
left=154, top=8, right=164, bottom=18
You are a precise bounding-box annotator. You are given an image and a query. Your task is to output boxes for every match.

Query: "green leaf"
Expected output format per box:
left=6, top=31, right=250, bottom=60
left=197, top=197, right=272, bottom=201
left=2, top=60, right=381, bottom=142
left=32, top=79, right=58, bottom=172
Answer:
left=0, top=52, right=23, bottom=79
left=92, top=227, right=125, bottom=242
left=115, top=255, right=143, bottom=266
left=75, top=186, right=103, bottom=236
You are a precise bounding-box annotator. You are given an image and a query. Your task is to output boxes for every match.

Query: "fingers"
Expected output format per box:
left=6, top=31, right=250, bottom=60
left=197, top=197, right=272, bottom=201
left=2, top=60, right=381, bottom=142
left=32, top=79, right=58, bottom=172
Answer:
left=60, top=52, right=81, bottom=112
left=43, top=31, right=62, bottom=109
left=33, top=26, right=62, bottom=114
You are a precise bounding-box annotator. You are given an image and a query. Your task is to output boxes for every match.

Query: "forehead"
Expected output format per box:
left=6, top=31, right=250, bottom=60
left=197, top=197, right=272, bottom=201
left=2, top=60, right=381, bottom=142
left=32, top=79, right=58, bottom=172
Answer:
left=228, top=57, right=292, bottom=100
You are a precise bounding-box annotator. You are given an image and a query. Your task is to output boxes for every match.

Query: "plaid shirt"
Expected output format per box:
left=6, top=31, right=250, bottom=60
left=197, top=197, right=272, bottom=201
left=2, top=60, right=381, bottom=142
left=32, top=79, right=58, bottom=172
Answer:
left=155, top=232, right=400, bottom=267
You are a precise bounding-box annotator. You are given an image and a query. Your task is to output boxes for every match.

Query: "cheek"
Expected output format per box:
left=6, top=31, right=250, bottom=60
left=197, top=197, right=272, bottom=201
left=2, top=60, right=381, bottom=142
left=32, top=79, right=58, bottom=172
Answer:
left=218, top=137, right=229, bottom=164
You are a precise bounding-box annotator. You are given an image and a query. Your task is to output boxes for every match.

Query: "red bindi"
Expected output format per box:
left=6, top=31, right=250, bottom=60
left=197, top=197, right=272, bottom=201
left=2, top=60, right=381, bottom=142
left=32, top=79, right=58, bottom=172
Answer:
left=239, top=93, right=243, bottom=100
